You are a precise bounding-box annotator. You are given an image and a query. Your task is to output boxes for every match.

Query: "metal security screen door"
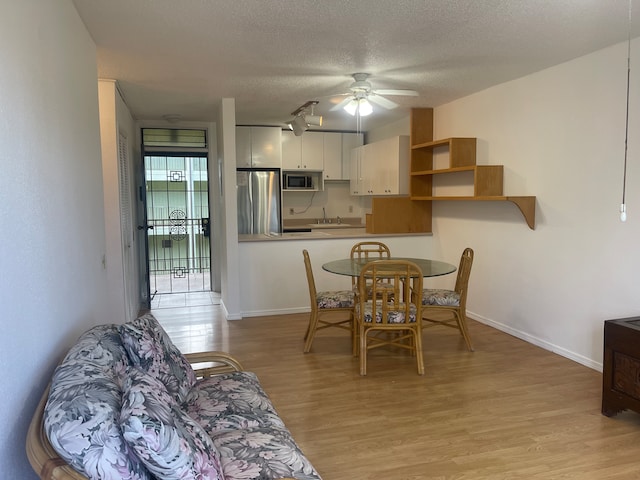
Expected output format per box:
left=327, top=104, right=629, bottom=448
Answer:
left=144, top=154, right=210, bottom=295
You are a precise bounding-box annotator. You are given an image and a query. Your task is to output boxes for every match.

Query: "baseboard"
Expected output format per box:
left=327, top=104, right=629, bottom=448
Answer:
left=227, top=304, right=603, bottom=371
left=240, top=307, right=310, bottom=318
left=468, top=310, right=603, bottom=372
left=220, top=300, right=242, bottom=320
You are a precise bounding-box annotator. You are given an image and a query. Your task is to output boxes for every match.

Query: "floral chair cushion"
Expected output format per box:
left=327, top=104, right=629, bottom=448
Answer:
left=357, top=301, right=418, bottom=324
left=63, top=323, right=131, bottom=387
left=120, top=367, right=225, bottom=480
left=119, top=313, right=196, bottom=403
left=212, top=428, right=321, bottom=480
left=185, top=372, right=322, bottom=480
left=317, top=290, right=354, bottom=309
left=44, top=324, right=152, bottom=480
left=422, top=289, right=461, bottom=306
left=185, top=372, right=282, bottom=433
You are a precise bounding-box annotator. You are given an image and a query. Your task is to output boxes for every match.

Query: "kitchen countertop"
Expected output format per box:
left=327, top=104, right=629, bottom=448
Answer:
left=238, top=217, right=432, bottom=241
left=239, top=228, right=431, bottom=242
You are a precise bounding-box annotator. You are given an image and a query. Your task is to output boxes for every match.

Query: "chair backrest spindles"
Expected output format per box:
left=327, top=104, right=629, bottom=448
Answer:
left=350, top=241, right=391, bottom=261
left=302, top=250, right=317, bottom=305
left=350, top=241, right=391, bottom=289
left=454, top=247, right=474, bottom=309
left=359, top=260, right=423, bottom=325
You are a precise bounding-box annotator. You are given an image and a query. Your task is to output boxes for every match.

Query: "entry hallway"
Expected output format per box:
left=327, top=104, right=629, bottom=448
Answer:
left=152, top=304, right=640, bottom=479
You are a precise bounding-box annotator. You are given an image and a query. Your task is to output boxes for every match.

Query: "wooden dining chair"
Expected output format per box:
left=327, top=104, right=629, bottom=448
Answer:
left=356, top=260, right=424, bottom=375
left=350, top=241, right=391, bottom=261
left=350, top=241, right=391, bottom=296
left=302, top=249, right=355, bottom=353
left=422, top=247, right=475, bottom=351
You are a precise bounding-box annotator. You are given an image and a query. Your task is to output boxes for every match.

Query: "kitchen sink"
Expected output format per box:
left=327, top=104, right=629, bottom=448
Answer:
left=307, top=223, right=354, bottom=229
left=283, top=231, right=332, bottom=237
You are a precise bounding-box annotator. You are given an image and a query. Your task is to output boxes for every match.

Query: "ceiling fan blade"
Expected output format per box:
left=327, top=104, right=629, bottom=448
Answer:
left=330, top=96, right=354, bottom=111
left=368, top=94, right=398, bottom=110
left=373, top=88, right=419, bottom=96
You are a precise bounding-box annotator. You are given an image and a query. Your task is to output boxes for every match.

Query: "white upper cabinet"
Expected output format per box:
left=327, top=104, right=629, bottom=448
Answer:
left=236, top=126, right=282, bottom=168
left=340, top=133, right=364, bottom=181
left=282, top=130, right=323, bottom=170
left=236, top=127, right=252, bottom=167
left=282, top=130, right=364, bottom=181
left=322, top=132, right=343, bottom=180
left=323, top=132, right=364, bottom=181
left=281, top=130, right=301, bottom=169
left=301, top=133, right=324, bottom=170
left=350, top=146, right=363, bottom=195
left=350, top=135, right=409, bottom=195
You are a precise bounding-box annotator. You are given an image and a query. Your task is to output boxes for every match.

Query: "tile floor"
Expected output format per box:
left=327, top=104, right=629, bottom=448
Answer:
left=150, top=290, right=221, bottom=309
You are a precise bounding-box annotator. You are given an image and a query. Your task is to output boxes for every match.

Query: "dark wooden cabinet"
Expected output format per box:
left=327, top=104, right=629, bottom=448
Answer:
left=602, top=317, right=640, bottom=416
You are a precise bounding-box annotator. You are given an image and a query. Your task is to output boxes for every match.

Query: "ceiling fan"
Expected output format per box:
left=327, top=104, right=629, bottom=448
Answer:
left=330, top=73, right=418, bottom=116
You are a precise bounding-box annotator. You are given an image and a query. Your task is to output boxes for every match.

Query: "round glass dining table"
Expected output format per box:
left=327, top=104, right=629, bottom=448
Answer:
left=322, top=257, right=456, bottom=277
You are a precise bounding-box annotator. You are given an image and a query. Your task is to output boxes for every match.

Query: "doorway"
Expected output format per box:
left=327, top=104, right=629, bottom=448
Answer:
left=143, top=154, right=211, bottom=301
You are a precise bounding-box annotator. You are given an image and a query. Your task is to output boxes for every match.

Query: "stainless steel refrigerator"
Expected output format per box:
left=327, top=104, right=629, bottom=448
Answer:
left=236, top=168, right=282, bottom=235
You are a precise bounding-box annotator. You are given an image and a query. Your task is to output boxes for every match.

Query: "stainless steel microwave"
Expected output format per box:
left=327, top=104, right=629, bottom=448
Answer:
left=284, top=173, right=314, bottom=189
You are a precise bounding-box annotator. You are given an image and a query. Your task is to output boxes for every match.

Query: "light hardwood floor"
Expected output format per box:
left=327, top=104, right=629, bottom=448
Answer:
left=152, top=305, right=640, bottom=480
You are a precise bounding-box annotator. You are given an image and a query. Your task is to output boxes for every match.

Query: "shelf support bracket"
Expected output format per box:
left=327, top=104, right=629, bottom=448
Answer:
left=507, top=196, right=536, bottom=230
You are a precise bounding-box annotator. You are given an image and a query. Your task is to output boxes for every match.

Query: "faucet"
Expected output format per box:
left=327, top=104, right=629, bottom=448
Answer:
left=336, top=216, right=341, bottom=224
left=322, top=207, right=327, bottom=224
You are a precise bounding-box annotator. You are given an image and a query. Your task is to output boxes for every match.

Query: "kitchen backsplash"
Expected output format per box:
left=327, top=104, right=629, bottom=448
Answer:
left=282, top=181, right=369, bottom=223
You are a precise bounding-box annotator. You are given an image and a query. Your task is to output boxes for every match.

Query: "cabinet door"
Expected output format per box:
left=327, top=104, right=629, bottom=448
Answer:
left=282, top=130, right=323, bottom=170
left=374, top=137, right=398, bottom=194
left=235, top=126, right=252, bottom=168
left=281, top=130, right=302, bottom=169
left=323, top=132, right=343, bottom=180
left=251, top=127, right=282, bottom=168
left=361, top=143, right=376, bottom=194
left=301, top=132, right=324, bottom=170
left=350, top=146, right=363, bottom=195
left=356, top=136, right=409, bottom=195
left=342, top=133, right=363, bottom=180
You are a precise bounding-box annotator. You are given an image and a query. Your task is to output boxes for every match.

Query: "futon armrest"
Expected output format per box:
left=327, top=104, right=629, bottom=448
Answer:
left=184, top=351, right=244, bottom=377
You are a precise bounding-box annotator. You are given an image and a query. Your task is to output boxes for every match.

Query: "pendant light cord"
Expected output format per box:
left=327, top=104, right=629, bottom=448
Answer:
left=622, top=0, right=632, bottom=207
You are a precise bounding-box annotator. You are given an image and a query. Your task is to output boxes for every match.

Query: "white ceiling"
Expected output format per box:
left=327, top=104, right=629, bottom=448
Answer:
left=72, top=0, right=640, bottom=132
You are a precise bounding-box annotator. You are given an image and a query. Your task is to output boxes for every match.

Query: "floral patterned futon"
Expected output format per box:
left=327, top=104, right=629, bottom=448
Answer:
left=43, top=315, right=321, bottom=480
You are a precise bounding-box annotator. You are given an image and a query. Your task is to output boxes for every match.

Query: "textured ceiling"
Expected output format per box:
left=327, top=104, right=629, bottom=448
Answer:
left=72, top=0, right=640, bottom=132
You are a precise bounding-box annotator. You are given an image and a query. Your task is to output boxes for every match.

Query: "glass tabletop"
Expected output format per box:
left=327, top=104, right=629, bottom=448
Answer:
left=322, top=257, right=456, bottom=277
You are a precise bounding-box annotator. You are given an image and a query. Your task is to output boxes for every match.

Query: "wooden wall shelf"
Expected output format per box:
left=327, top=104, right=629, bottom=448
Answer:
left=411, top=137, right=477, bottom=169
left=408, top=195, right=536, bottom=230
left=408, top=110, right=536, bottom=229
left=366, top=108, right=537, bottom=232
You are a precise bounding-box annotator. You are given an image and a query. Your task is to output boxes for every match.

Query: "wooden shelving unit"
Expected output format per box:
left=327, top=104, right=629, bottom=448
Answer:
left=408, top=114, right=536, bottom=230
left=365, top=108, right=536, bottom=232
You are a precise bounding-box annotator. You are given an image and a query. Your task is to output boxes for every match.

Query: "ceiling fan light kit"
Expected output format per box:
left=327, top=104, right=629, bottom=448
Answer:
left=331, top=73, right=418, bottom=118
left=344, top=97, right=373, bottom=116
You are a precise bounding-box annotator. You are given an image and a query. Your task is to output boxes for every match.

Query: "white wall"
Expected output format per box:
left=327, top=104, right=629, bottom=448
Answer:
left=238, top=235, right=435, bottom=316
left=99, top=79, right=140, bottom=322
left=219, top=98, right=243, bottom=319
left=366, top=116, right=410, bottom=144
left=0, top=1, right=108, bottom=478
left=428, top=39, right=640, bottom=370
